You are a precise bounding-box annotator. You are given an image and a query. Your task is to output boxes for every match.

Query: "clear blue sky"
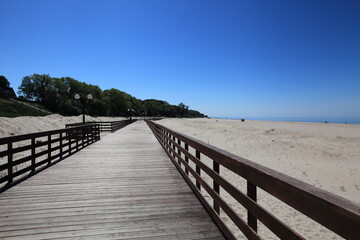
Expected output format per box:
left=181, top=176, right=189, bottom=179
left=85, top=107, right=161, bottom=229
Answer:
left=1, top=0, right=359, bottom=118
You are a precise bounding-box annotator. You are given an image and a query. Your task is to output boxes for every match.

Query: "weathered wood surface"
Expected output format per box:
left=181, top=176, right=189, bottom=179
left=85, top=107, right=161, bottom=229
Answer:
left=0, top=121, right=224, bottom=240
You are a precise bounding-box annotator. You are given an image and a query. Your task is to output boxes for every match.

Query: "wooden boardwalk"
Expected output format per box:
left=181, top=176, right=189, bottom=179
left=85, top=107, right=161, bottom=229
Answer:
left=0, top=121, right=224, bottom=240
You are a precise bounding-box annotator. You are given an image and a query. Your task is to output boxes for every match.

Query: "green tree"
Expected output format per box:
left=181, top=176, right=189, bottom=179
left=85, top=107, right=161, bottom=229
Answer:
left=101, top=89, right=131, bottom=116
left=18, top=74, right=52, bottom=102
left=177, top=102, right=189, bottom=116
left=16, top=73, right=206, bottom=118
left=0, top=75, right=10, bottom=89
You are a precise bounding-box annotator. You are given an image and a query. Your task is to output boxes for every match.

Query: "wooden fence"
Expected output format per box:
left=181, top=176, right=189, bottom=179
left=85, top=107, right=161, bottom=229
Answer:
left=146, top=120, right=360, bottom=240
left=0, top=124, right=100, bottom=193
left=65, top=119, right=137, bottom=132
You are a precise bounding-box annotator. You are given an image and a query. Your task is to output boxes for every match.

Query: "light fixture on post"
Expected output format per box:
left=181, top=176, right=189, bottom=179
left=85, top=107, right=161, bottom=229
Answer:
left=74, top=93, right=93, bottom=123
left=127, top=108, right=135, bottom=119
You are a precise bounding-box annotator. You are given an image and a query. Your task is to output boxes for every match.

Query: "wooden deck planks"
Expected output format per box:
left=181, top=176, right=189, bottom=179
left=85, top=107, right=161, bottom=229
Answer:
left=0, top=121, right=224, bottom=240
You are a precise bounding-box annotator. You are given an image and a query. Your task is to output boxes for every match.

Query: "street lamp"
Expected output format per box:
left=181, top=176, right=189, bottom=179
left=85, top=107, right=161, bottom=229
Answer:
left=74, top=93, right=93, bottom=123
left=127, top=108, right=135, bottom=119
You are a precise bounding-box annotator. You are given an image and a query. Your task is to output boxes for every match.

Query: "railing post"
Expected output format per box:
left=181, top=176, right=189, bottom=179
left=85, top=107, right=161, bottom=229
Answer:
left=97, top=125, right=100, bottom=140
left=76, top=129, right=79, bottom=151
left=31, top=137, right=36, bottom=171
left=177, top=139, right=181, bottom=165
left=185, top=144, right=189, bottom=175
left=166, top=132, right=170, bottom=150
left=92, top=125, right=95, bottom=142
left=162, top=130, right=166, bottom=146
left=48, top=135, right=51, bottom=164
left=163, top=129, right=166, bottom=146
left=87, top=126, right=91, bottom=144
left=214, top=160, right=220, bottom=214
left=247, top=181, right=257, bottom=232
left=91, top=125, right=94, bottom=142
left=196, top=150, right=201, bottom=190
left=94, top=125, right=98, bottom=141
left=59, top=133, right=63, bottom=159
left=8, top=141, right=13, bottom=184
left=96, top=125, right=99, bottom=140
left=172, top=136, right=176, bottom=158
left=161, top=129, right=166, bottom=145
left=82, top=127, right=84, bottom=148
left=160, top=128, right=163, bottom=144
left=69, top=130, right=72, bottom=155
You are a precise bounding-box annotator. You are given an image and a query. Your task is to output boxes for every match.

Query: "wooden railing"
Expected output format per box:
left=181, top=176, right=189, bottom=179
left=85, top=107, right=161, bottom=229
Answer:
left=110, top=119, right=137, bottom=132
left=66, top=119, right=137, bottom=132
left=146, top=120, right=360, bottom=240
left=0, top=124, right=100, bottom=193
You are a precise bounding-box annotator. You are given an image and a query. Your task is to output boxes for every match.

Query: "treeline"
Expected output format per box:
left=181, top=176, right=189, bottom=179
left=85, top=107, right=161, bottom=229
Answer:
left=17, top=74, right=206, bottom=118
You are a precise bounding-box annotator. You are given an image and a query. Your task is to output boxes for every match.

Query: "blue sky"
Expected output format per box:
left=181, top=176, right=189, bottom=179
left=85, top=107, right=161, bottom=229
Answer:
left=1, top=0, right=359, bottom=118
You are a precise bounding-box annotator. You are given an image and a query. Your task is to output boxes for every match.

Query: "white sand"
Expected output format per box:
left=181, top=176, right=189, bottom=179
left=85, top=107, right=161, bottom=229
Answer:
left=157, top=118, right=360, bottom=239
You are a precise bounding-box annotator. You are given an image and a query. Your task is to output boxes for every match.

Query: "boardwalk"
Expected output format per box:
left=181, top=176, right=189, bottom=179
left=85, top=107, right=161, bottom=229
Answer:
left=0, top=121, right=224, bottom=240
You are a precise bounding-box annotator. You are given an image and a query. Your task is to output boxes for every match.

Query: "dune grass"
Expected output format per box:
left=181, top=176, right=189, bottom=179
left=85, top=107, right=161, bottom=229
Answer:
left=0, top=98, right=50, bottom=117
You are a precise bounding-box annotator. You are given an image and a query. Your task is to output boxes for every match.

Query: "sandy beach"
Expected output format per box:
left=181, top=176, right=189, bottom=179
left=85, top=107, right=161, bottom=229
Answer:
left=1, top=116, right=359, bottom=239
left=157, top=118, right=360, bottom=239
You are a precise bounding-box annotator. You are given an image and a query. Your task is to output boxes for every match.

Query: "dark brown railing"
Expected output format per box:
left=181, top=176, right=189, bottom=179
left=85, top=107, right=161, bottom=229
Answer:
left=146, top=120, right=360, bottom=240
left=0, top=124, right=100, bottom=193
left=66, top=119, right=137, bottom=132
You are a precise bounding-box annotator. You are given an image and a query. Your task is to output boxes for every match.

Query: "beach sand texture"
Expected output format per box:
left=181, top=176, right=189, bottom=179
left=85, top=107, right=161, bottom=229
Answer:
left=157, top=118, right=360, bottom=239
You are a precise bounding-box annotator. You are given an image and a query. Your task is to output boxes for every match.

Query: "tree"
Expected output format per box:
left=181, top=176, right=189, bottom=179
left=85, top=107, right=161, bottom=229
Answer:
left=101, top=89, right=131, bottom=116
left=0, top=75, right=17, bottom=98
left=0, top=76, right=10, bottom=89
left=18, top=74, right=52, bottom=102
left=16, top=73, right=206, bottom=118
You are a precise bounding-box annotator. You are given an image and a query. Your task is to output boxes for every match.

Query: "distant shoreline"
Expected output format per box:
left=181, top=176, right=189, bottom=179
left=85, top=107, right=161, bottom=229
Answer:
left=212, top=117, right=360, bottom=124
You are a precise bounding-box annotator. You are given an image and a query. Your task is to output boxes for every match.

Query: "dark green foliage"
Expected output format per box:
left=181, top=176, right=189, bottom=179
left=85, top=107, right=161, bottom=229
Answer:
left=0, top=76, right=10, bottom=88
left=0, top=75, right=17, bottom=98
left=17, top=74, right=206, bottom=118
left=18, top=74, right=52, bottom=102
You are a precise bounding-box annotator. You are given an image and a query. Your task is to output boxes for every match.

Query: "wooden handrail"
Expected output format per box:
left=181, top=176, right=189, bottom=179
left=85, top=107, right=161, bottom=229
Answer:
left=0, top=124, right=100, bottom=193
left=65, top=119, right=137, bottom=132
left=146, top=120, right=360, bottom=239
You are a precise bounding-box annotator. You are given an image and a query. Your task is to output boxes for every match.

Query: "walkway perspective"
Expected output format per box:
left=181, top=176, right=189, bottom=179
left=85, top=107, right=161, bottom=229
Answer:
left=0, top=121, right=224, bottom=240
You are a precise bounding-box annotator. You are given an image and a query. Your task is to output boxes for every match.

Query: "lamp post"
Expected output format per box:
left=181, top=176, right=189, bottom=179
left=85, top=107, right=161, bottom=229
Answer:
left=142, top=112, right=147, bottom=120
left=127, top=109, right=135, bottom=119
left=74, top=93, right=93, bottom=123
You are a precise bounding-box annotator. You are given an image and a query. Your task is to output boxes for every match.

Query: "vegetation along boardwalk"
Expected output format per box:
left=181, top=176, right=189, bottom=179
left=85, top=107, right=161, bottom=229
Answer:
left=0, top=121, right=224, bottom=240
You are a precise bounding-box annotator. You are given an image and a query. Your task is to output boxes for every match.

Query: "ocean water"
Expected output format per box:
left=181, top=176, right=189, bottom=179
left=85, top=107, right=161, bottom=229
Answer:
left=214, top=117, right=360, bottom=124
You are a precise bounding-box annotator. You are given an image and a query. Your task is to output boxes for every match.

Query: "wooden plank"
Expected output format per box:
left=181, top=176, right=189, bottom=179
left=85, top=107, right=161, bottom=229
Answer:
left=0, top=121, right=224, bottom=240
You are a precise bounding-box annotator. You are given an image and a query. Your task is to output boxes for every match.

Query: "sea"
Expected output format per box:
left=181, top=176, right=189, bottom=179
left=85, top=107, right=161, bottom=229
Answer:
left=213, top=117, right=360, bottom=124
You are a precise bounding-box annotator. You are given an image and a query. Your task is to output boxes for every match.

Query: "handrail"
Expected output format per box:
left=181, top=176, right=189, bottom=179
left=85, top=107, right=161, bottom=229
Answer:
left=0, top=124, right=100, bottom=193
left=146, top=120, right=360, bottom=239
left=65, top=119, right=137, bottom=132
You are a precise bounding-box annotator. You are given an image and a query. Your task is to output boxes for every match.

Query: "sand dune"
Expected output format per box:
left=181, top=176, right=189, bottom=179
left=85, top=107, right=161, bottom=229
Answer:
left=0, top=114, right=126, bottom=138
